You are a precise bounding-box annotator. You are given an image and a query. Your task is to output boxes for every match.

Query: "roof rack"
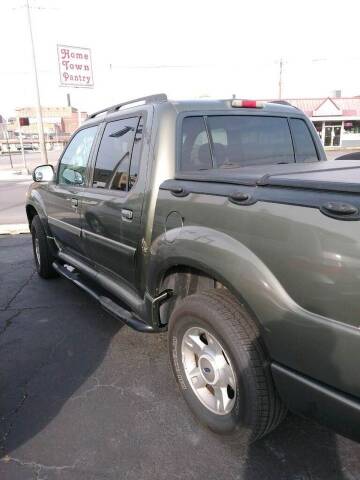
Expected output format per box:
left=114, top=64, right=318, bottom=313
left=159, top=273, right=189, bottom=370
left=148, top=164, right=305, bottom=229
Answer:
left=268, top=99, right=303, bottom=110
left=88, top=93, right=168, bottom=119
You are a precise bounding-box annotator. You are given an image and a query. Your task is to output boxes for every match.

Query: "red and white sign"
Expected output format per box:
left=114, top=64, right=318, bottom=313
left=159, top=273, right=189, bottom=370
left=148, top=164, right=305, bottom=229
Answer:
left=57, top=45, right=94, bottom=88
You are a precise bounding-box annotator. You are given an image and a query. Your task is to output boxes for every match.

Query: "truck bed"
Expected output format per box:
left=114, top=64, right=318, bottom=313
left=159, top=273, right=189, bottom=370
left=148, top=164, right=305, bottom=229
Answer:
left=176, top=160, right=360, bottom=193
left=162, top=160, right=360, bottom=221
left=158, top=159, right=360, bottom=402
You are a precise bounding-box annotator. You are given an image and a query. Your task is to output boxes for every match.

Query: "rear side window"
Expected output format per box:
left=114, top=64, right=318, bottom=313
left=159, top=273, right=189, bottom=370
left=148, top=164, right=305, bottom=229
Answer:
left=181, top=117, right=212, bottom=171
left=290, top=118, right=318, bottom=162
left=92, top=117, right=139, bottom=190
left=180, top=116, right=295, bottom=171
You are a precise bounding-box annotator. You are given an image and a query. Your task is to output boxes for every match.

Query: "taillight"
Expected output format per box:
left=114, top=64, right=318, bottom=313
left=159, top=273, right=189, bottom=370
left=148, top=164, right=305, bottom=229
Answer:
left=231, top=99, right=263, bottom=108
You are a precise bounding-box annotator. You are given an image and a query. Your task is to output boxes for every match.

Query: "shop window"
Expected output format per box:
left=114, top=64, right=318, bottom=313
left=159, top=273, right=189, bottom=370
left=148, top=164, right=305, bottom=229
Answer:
left=344, top=121, right=360, bottom=134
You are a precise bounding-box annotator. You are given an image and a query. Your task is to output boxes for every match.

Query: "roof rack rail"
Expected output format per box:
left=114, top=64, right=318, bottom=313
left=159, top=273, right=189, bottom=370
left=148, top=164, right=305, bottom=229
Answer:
left=88, top=93, right=168, bottom=119
left=268, top=100, right=301, bottom=111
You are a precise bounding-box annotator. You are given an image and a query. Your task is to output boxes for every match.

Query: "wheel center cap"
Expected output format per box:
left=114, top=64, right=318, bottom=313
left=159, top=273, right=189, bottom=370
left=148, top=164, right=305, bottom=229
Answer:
left=199, top=355, right=218, bottom=384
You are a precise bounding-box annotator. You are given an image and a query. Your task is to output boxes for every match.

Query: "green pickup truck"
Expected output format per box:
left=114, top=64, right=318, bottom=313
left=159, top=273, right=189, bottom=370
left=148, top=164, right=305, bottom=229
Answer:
left=26, top=94, right=360, bottom=443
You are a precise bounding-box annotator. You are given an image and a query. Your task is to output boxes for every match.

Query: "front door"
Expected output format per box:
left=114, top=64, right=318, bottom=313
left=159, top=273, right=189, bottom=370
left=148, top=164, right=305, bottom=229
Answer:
left=324, top=125, right=341, bottom=147
left=46, top=125, right=98, bottom=258
left=81, top=115, right=146, bottom=285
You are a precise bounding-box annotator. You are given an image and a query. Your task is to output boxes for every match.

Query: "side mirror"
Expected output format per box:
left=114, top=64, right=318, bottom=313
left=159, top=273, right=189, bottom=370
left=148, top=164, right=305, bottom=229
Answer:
left=33, top=164, right=55, bottom=182
left=62, top=168, right=84, bottom=185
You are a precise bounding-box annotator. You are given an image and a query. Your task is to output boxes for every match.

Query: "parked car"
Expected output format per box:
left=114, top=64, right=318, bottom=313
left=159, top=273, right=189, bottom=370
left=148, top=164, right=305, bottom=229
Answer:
left=336, top=151, right=360, bottom=160
left=26, top=94, right=360, bottom=443
left=16, top=143, right=38, bottom=151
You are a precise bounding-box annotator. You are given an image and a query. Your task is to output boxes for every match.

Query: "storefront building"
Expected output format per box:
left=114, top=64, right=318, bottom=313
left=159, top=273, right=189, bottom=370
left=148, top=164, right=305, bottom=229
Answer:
left=284, top=97, right=360, bottom=149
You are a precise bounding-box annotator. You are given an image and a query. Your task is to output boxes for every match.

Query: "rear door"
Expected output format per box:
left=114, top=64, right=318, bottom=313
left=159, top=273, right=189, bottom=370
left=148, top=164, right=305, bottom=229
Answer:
left=81, top=115, right=146, bottom=285
left=46, top=125, right=98, bottom=258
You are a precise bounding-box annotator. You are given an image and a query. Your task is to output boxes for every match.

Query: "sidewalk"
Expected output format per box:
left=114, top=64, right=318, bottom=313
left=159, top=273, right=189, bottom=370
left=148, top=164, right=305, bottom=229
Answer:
left=0, top=223, right=29, bottom=235
left=0, top=169, right=32, bottom=182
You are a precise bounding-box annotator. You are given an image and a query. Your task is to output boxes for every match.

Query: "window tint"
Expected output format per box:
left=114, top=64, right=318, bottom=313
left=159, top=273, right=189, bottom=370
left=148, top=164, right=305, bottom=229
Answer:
left=207, top=116, right=294, bottom=167
left=290, top=118, right=318, bottom=162
left=181, top=117, right=212, bottom=171
left=58, top=126, right=97, bottom=185
left=93, top=117, right=138, bottom=190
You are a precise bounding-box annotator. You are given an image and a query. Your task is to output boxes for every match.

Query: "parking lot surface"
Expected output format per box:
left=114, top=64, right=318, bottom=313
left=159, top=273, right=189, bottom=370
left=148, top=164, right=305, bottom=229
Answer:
left=1, top=235, right=360, bottom=480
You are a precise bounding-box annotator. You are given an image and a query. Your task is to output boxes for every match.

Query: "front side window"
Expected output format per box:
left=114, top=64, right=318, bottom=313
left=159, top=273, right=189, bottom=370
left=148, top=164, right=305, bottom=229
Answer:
left=92, top=117, right=139, bottom=190
left=58, top=126, right=98, bottom=185
left=290, top=118, right=319, bottom=162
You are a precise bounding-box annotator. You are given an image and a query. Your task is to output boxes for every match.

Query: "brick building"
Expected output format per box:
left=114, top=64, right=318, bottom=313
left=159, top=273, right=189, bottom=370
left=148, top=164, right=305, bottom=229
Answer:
left=7, top=106, right=87, bottom=140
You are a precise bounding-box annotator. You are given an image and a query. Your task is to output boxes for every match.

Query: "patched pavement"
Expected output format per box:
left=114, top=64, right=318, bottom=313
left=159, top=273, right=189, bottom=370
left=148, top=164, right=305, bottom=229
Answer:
left=0, top=235, right=360, bottom=480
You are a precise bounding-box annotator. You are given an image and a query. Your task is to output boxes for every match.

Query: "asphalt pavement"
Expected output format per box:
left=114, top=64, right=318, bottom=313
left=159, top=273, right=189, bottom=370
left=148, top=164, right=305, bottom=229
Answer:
left=0, top=235, right=360, bottom=480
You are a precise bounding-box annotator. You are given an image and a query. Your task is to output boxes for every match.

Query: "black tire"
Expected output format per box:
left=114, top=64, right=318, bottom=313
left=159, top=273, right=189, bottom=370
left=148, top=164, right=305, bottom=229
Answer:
left=168, top=289, right=287, bottom=443
left=31, top=215, right=57, bottom=279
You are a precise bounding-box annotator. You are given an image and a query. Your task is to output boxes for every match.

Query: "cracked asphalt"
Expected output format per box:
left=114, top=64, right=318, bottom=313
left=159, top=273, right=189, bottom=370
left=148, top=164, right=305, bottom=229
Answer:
left=1, top=235, right=360, bottom=480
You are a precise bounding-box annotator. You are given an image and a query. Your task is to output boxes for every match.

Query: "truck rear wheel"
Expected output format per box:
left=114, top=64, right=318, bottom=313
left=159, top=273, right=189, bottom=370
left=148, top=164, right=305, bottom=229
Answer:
left=31, top=215, right=57, bottom=279
left=168, top=289, right=286, bottom=443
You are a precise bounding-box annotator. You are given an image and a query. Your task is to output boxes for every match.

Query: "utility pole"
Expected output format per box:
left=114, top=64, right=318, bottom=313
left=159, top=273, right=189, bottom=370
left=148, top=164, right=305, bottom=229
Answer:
left=278, top=58, right=283, bottom=99
left=26, top=0, right=48, bottom=164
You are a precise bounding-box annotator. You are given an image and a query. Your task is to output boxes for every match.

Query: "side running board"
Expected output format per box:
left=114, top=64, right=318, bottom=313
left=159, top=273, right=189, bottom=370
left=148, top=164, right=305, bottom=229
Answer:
left=52, top=261, right=155, bottom=333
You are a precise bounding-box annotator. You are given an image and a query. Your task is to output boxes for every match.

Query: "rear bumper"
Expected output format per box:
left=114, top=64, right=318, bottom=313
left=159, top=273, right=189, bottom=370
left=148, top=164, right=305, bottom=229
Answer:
left=272, top=362, right=360, bottom=442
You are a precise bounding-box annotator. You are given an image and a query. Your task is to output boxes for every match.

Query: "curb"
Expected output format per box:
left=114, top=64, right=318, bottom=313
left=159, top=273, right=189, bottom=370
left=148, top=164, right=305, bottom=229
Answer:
left=0, top=224, right=30, bottom=235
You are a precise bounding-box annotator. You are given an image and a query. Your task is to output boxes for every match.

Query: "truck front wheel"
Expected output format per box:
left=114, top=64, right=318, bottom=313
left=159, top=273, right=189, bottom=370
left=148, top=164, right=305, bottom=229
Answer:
left=168, top=289, right=286, bottom=443
left=31, top=215, right=57, bottom=279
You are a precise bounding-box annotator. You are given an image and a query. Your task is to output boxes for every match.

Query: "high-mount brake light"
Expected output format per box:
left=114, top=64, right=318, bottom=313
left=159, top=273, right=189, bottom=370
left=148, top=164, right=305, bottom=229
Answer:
left=231, top=99, right=263, bottom=108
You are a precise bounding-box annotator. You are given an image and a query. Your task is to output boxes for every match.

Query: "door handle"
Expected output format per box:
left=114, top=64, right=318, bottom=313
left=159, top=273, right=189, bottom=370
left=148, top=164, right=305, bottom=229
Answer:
left=121, top=209, right=133, bottom=221
left=71, top=198, right=78, bottom=209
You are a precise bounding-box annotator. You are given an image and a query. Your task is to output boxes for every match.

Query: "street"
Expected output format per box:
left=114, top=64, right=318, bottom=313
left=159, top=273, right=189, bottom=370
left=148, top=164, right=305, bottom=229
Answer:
left=0, top=180, right=32, bottom=224
left=0, top=235, right=360, bottom=480
left=0, top=150, right=60, bottom=173
left=0, top=151, right=60, bottom=228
